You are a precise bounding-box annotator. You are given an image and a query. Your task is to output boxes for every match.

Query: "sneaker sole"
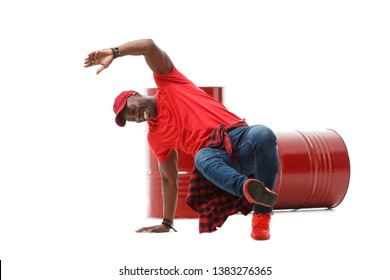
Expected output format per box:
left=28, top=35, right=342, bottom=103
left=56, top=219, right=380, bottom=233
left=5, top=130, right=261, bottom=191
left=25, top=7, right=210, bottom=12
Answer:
left=251, top=232, right=271, bottom=240
left=244, top=180, right=277, bottom=208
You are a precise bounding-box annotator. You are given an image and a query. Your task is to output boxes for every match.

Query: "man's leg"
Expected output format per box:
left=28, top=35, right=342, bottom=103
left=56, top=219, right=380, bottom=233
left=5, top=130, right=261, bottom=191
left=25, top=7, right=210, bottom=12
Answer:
left=194, top=125, right=279, bottom=240
left=194, top=125, right=279, bottom=205
left=232, top=125, right=279, bottom=240
left=194, top=147, right=246, bottom=197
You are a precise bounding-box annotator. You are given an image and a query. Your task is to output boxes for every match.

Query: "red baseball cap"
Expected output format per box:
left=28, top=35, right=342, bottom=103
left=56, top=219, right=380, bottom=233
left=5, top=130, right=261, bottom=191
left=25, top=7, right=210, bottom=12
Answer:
left=113, top=90, right=135, bottom=127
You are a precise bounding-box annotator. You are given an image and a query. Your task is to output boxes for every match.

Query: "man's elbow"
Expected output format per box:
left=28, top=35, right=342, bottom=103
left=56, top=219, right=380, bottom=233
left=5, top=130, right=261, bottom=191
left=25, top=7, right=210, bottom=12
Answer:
left=142, top=39, right=157, bottom=53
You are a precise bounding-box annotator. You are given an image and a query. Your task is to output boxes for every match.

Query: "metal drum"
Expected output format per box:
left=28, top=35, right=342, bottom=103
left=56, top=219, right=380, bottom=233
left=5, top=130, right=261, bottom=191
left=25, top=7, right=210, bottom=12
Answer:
left=146, top=87, right=223, bottom=218
left=274, top=130, right=350, bottom=209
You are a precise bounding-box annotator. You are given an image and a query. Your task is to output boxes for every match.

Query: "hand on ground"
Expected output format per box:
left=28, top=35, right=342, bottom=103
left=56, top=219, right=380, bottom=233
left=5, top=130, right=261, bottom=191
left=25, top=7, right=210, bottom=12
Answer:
left=136, top=224, right=170, bottom=233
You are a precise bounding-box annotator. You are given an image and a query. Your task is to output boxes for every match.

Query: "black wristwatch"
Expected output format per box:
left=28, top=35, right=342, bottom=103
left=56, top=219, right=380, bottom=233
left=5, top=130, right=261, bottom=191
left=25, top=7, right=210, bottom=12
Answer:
left=162, top=218, right=177, bottom=232
left=111, top=47, right=120, bottom=59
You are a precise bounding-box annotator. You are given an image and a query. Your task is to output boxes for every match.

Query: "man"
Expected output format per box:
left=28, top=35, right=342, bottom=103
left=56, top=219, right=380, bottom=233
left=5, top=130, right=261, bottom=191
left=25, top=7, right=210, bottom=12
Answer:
left=84, top=39, right=279, bottom=240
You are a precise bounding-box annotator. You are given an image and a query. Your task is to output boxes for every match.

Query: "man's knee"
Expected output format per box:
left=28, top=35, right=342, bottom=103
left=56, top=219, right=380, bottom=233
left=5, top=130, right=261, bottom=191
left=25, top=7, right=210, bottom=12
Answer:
left=251, top=126, right=279, bottom=173
left=250, top=125, right=277, bottom=148
left=194, top=148, right=212, bottom=170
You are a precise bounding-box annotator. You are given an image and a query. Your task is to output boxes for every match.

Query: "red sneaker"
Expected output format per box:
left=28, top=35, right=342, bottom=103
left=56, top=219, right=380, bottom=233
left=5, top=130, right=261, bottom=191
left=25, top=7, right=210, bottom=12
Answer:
left=251, top=213, right=272, bottom=240
left=243, top=179, right=277, bottom=207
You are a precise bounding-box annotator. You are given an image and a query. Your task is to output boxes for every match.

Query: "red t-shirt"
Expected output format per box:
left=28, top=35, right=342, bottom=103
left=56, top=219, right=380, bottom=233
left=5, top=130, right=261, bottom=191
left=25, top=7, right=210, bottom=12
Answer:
left=147, top=67, right=242, bottom=162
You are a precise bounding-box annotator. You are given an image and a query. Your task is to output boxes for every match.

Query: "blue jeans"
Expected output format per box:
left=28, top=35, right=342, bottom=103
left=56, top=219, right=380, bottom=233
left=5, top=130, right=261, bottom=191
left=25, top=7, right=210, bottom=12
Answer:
left=194, top=125, right=279, bottom=214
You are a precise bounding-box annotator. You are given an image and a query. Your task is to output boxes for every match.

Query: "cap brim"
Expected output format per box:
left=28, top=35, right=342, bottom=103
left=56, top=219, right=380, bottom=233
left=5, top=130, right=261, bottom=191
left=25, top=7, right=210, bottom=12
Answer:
left=114, top=102, right=127, bottom=127
left=115, top=115, right=126, bottom=127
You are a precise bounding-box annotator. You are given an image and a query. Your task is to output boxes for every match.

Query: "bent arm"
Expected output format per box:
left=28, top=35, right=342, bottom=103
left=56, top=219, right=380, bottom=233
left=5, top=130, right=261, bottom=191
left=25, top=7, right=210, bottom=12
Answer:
left=158, top=149, right=179, bottom=222
left=117, top=39, right=174, bottom=74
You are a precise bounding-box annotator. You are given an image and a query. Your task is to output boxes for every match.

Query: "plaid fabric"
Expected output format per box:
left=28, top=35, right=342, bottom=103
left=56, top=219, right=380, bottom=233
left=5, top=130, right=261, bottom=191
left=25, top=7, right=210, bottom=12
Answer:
left=185, top=121, right=254, bottom=233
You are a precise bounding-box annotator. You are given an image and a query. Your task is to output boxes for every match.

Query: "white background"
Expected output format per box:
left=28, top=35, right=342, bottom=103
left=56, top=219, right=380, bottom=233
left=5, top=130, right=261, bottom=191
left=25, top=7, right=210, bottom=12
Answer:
left=1, top=0, right=389, bottom=279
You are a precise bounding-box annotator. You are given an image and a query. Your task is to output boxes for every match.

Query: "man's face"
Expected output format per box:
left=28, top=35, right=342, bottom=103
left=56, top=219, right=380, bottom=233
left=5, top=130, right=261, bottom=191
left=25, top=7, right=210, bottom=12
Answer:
left=119, top=93, right=156, bottom=123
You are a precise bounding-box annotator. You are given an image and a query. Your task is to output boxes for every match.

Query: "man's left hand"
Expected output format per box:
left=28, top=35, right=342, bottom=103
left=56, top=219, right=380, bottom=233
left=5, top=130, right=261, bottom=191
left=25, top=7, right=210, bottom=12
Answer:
left=135, top=224, right=171, bottom=233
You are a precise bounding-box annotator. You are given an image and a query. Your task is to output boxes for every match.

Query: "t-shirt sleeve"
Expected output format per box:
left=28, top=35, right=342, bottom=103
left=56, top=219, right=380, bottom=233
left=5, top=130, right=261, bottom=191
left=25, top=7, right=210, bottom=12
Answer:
left=148, top=134, right=174, bottom=162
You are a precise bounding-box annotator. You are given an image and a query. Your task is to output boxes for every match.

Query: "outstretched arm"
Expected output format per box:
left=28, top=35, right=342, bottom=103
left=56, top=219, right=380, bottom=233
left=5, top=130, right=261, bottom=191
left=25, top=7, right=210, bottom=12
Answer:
left=84, top=39, right=174, bottom=75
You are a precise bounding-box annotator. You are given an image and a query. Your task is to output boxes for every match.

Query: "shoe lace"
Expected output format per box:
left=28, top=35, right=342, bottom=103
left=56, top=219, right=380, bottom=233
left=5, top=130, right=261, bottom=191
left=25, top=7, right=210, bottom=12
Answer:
left=253, top=213, right=271, bottom=229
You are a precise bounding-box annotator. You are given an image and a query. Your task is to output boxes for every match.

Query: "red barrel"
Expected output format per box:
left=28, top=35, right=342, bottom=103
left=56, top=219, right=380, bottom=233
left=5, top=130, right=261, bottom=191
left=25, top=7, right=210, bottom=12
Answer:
left=274, top=130, right=350, bottom=209
left=146, top=87, right=223, bottom=218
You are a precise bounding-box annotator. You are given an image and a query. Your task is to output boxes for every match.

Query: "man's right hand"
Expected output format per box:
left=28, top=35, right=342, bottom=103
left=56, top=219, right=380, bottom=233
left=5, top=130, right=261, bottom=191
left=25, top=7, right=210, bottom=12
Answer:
left=136, top=224, right=171, bottom=233
left=84, top=49, right=114, bottom=75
